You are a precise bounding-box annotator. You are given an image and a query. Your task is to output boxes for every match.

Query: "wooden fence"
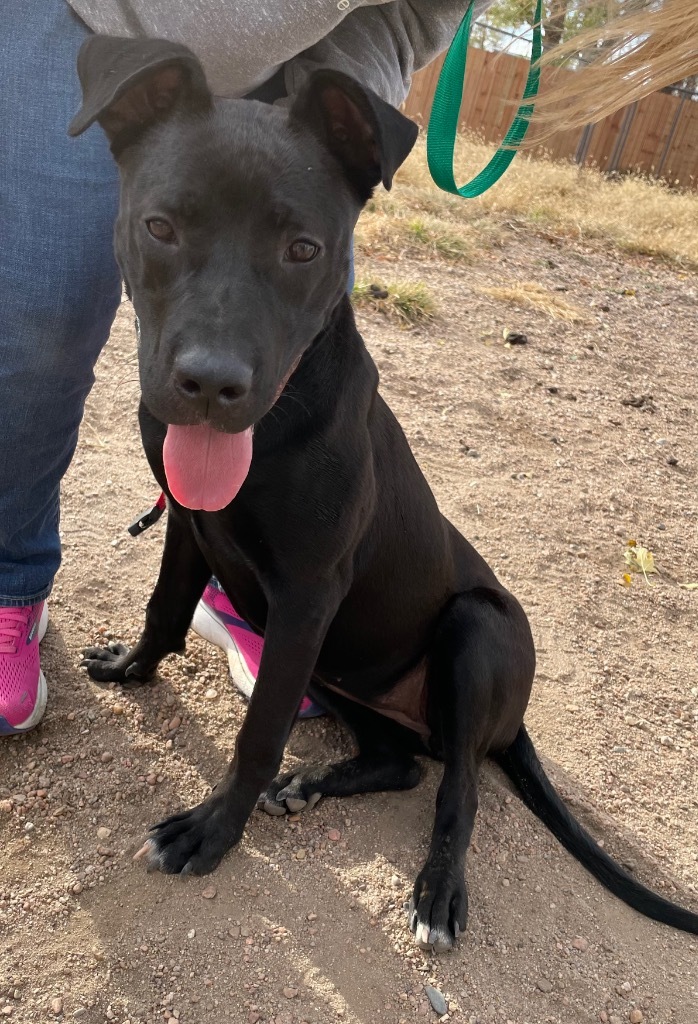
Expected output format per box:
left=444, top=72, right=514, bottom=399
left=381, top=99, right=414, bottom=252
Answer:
left=403, top=46, right=698, bottom=190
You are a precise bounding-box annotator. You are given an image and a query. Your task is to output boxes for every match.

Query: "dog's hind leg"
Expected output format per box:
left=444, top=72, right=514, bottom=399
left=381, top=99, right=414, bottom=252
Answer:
left=409, top=589, right=534, bottom=952
left=260, top=692, right=423, bottom=815
left=82, top=508, right=211, bottom=684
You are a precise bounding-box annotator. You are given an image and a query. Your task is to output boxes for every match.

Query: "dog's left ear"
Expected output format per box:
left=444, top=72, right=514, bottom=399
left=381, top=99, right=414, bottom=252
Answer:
left=290, top=70, right=418, bottom=200
left=68, top=35, right=211, bottom=154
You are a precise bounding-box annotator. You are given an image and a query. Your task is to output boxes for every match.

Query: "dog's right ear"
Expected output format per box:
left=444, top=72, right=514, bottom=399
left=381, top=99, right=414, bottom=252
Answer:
left=68, top=36, right=211, bottom=154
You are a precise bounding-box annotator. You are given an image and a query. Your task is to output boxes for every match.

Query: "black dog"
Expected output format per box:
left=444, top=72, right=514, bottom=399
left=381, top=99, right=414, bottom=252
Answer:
left=73, top=36, right=698, bottom=949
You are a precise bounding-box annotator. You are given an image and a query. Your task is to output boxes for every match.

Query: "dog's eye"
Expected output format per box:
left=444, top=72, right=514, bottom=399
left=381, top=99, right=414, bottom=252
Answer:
left=146, top=218, right=177, bottom=245
left=286, top=240, right=319, bottom=263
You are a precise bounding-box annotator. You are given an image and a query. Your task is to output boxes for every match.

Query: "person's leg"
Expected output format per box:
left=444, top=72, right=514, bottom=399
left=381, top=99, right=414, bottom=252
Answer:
left=0, top=0, right=121, bottom=732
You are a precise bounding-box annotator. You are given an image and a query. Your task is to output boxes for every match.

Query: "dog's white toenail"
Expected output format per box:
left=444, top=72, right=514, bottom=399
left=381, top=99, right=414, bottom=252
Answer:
left=305, top=792, right=322, bottom=810
left=285, top=797, right=307, bottom=813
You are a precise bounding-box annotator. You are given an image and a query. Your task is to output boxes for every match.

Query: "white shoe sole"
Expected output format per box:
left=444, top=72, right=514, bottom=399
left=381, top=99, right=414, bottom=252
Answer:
left=13, top=602, right=49, bottom=732
left=190, top=600, right=256, bottom=701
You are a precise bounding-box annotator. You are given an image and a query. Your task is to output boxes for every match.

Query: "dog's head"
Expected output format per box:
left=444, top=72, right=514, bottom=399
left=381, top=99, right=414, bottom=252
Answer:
left=70, top=36, right=417, bottom=510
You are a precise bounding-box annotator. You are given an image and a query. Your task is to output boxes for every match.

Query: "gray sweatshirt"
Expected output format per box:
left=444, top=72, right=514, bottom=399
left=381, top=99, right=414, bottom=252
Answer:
left=67, top=1, right=489, bottom=105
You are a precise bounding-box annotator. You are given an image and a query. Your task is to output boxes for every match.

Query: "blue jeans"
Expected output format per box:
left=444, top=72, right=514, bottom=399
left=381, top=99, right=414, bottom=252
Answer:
left=0, top=1, right=356, bottom=608
left=0, top=0, right=121, bottom=606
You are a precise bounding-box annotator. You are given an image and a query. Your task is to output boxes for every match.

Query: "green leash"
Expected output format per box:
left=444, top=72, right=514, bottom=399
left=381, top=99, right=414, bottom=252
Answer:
left=427, top=0, right=543, bottom=197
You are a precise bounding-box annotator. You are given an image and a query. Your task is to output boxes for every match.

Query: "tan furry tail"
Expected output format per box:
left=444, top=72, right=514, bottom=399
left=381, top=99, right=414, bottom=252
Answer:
left=530, top=0, right=698, bottom=138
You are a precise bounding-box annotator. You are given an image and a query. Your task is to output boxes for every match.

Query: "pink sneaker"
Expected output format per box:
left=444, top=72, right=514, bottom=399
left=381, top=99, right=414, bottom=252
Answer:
left=0, top=601, right=49, bottom=735
left=191, top=582, right=325, bottom=719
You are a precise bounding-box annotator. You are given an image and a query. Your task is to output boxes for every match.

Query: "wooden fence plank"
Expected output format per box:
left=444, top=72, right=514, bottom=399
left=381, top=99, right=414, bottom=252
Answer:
left=405, top=46, right=698, bottom=190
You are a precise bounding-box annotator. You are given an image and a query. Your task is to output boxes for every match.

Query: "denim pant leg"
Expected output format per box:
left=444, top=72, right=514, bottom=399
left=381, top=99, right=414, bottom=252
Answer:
left=0, top=1, right=121, bottom=605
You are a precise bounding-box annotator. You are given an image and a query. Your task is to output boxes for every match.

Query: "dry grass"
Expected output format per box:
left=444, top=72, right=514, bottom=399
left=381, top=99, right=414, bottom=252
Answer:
left=477, top=281, right=590, bottom=322
left=352, top=280, right=436, bottom=325
left=356, top=134, right=698, bottom=269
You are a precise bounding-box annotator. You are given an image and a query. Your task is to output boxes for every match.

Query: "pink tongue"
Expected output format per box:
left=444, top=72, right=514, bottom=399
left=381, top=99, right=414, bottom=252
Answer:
left=163, top=423, right=253, bottom=511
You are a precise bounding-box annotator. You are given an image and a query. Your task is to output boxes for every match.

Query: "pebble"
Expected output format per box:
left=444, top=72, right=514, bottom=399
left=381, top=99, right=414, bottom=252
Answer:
left=571, top=936, right=588, bottom=951
left=168, top=716, right=182, bottom=732
left=296, top=849, right=307, bottom=860
left=282, top=988, right=298, bottom=1000
left=629, top=1012, right=644, bottom=1023
left=24, top=822, right=35, bottom=833
left=424, top=986, right=447, bottom=1016
left=50, top=997, right=63, bottom=1016
left=201, top=885, right=217, bottom=899
left=96, top=827, right=111, bottom=841
left=1, top=1007, right=13, bottom=1017
left=0, top=800, right=13, bottom=813
left=72, top=883, right=84, bottom=895
left=187, top=929, right=196, bottom=939
left=204, top=688, right=218, bottom=700
left=100, top=752, right=113, bottom=764
left=328, top=829, right=341, bottom=842
left=536, top=979, right=553, bottom=993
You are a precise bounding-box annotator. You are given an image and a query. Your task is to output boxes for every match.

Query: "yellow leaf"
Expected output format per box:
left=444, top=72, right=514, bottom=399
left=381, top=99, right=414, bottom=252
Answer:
left=678, top=583, right=698, bottom=591
left=622, top=287, right=636, bottom=297
left=623, top=543, right=656, bottom=586
left=627, top=538, right=637, bottom=547
left=619, top=573, right=632, bottom=587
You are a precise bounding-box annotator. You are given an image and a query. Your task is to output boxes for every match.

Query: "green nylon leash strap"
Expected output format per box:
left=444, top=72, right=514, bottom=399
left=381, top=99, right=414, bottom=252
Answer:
left=427, top=0, right=543, bottom=198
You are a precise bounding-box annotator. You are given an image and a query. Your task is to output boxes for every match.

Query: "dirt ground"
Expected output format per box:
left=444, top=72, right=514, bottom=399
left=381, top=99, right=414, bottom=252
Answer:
left=1, top=220, right=697, bottom=1024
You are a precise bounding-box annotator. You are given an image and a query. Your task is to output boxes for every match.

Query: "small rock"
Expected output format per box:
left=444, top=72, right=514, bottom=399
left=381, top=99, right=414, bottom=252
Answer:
left=296, top=849, right=307, bottom=860
left=96, top=826, right=111, bottom=841
left=466, top=449, right=480, bottom=458
left=571, top=936, right=588, bottom=951
left=536, top=979, right=553, bottom=993
left=50, top=998, right=63, bottom=1016
left=609, top=1016, right=623, bottom=1024
left=391, top=874, right=401, bottom=887
left=1, top=1007, right=13, bottom=1017
left=328, top=829, right=341, bottom=842
left=306, top=912, right=317, bottom=921
left=201, top=885, right=217, bottom=899
left=100, top=752, right=113, bottom=764
left=169, top=716, right=182, bottom=732
left=505, top=331, right=528, bottom=346
left=0, top=799, right=12, bottom=813
left=187, top=929, right=196, bottom=939
left=282, top=988, right=298, bottom=999
left=72, top=883, right=83, bottom=895
left=667, top=456, right=678, bottom=466
left=228, top=926, right=241, bottom=938
left=204, top=688, right=218, bottom=700
left=24, top=822, right=35, bottom=832
left=629, top=1012, right=643, bottom=1023
left=425, top=986, right=447, bottom=1016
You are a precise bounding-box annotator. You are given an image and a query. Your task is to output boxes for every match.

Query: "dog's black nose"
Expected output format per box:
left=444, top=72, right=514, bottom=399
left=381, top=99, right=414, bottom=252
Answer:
left=173, top=352, right=252, bottom=409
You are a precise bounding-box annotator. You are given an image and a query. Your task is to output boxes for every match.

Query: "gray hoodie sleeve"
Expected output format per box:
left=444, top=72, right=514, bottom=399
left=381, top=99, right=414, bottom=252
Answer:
left=283, top=1, right=491, bottom=106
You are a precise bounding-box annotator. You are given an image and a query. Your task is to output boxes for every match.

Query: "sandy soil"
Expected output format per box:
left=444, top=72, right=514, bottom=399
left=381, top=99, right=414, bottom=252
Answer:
left=1, top=225, right=697, bottom=1024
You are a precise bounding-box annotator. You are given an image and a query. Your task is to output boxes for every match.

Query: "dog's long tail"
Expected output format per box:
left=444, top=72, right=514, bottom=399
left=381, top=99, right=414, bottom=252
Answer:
left=495, top=725, right=698, bottom=935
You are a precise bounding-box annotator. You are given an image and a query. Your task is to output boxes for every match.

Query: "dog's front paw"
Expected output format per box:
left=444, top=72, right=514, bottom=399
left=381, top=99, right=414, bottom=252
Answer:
left=408, top=865, right=468, bottom=953
left=258, top=768, right=324, bottom=816
left=137, top=796, right=241, bottom=875
left=81, top=642, right=154, bottom=686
